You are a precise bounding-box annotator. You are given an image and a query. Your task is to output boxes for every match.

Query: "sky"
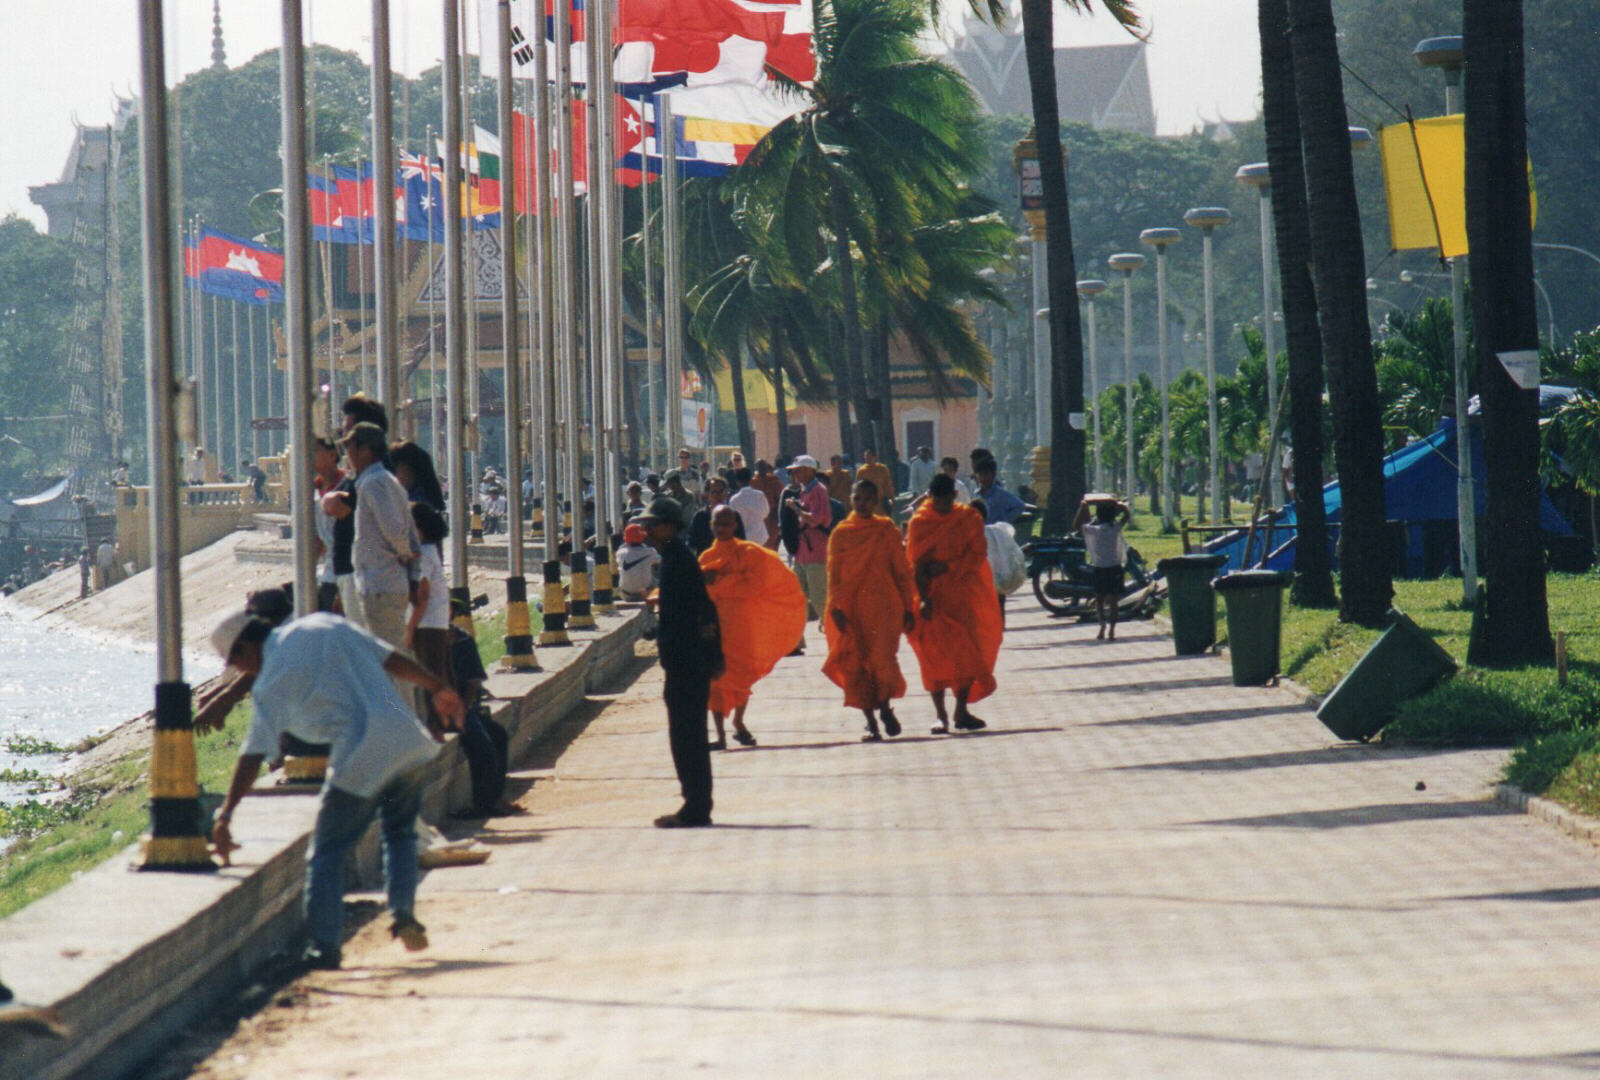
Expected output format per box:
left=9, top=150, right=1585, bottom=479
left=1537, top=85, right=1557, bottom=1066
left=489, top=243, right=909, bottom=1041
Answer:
left=0, top=0, right=1262, bottom=229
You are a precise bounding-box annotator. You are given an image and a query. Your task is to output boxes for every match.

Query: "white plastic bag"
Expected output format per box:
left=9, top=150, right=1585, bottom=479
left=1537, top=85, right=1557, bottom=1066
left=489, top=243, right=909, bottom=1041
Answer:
left=986, top=522, right=1028, bottom=595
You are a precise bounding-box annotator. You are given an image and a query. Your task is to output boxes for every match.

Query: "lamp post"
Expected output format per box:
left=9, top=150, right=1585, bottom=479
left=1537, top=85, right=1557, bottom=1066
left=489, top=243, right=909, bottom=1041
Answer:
left=1235, top=163, right=1283, bottom=507
left=1414, top=34, right=1476, bottom=606
left=1184, top=206, right=1232, bottom=522
left=1139, top=228, right=1181, bottom=527
left=1077, top=279, right=1108, bottom=490
left=1107, top=253, right=1145, bottom=502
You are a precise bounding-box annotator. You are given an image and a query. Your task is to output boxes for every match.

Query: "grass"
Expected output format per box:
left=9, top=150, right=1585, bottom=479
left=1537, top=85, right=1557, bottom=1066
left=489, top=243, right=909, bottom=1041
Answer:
left=0, top=702, right=250, bottom=920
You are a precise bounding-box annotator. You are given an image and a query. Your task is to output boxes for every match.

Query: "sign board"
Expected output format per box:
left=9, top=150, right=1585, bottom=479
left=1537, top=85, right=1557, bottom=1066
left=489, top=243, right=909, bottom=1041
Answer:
left=1018, top=157, right=1044, bottom=214
left=681, top=370, right=704, bottom=397
left=682, top=399, right=711, bottom=449
left=1497, top=349, right=1541, bottom=390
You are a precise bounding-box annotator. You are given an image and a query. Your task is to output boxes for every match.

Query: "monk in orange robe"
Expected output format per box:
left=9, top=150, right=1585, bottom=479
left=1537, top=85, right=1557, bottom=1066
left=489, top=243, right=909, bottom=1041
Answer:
left=823, top=480, right=917, bottom=741
left=907, top=473, right=1002, bottom=733
left=700, top=505, right=808, bottom=748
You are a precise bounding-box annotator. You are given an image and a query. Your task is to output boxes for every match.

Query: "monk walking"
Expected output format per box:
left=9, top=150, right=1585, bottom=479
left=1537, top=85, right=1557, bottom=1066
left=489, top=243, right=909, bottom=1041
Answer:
left=824, top=480, right=917, bottom=741
left=700, top=506, right=809, bottom=749
left=907, top=473, right=1002, bottom=734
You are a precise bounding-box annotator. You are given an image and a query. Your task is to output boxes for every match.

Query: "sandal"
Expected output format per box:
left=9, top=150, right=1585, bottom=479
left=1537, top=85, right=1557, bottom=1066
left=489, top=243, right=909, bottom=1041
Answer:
left=708, top=738, right=727, bottom=751
left=861, top=730, right=883, bottom=742
left=880, top=707, right=902, bottom=738
left=930, top=722, right=950, bottom=735
left=953, top=714, right=987, bottom=732
left=733, top=729, right=757, bottom=747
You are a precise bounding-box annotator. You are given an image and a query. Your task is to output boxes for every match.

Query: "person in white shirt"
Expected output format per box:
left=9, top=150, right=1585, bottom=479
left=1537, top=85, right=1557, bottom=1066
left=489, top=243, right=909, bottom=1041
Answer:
left=340, top=422, right=420, bottom=650
left=908, top=456, right=972, bottom=513
left=615, top=522, right=662, bottom=600
left=727, top=467, right=770, bottom=547
left=407, top=503, right=454, bottom=732
left=1073, top=497, right=1131, bottom=641
left=184, top=447, right=207, bottom=485
left=906, top=446, right=937, bottom=498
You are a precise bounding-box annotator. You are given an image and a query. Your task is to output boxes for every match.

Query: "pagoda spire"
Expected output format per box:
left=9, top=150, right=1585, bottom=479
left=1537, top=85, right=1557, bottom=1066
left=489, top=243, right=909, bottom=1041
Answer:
left=210, top=0, right=227, bottom=70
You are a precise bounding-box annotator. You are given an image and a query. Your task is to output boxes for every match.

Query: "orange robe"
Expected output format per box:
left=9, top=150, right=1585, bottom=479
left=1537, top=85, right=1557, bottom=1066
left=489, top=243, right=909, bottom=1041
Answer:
left=906, top=502, right=1002, bottom=702
left=699, top=538, right=808, bottom=714
left=822, top=514, right=917, bottom=709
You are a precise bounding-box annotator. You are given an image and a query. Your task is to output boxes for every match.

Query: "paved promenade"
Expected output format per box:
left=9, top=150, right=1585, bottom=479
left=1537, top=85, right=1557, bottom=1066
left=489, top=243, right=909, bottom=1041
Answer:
left=166, top=605, right=1600, bottom=1079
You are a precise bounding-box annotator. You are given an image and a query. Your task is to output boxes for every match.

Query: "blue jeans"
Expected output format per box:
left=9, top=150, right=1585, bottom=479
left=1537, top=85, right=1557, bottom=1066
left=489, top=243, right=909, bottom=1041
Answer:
left=304, top=768, right=424, bottom=950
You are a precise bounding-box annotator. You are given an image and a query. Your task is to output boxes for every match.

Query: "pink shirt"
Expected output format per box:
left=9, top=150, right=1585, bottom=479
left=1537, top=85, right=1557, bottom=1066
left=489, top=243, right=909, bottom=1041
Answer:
left=795, top=480, right=833, bottom=564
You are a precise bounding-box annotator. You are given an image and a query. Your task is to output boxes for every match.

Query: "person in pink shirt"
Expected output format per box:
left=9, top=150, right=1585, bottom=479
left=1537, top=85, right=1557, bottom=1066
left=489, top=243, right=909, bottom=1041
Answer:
left=786, top=455, right=833, bottom=625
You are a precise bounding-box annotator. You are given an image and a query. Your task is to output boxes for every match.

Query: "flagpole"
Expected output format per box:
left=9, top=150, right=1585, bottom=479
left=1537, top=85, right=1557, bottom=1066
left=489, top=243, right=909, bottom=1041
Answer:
left=195, top=215, right=209, bottom=463
left=495, top=0, right=536, bottom=668
left=532, top=0, right=568, bottom=645
left=581, top=0, right=610, bottom=604
left=601, top=1, right=625, bottom=508
left=370, top=0, right=399, bottom=418
left=321, top=153, right=339, bottom=434
left=355, top=160, right=370, bottom=395
left=282, top=0, right=319, bottom=613
left=426, top=124, right=440, bottom=461
left=461, top=0, right=480, bottom=506
left=555, top=0, right=592, bottom=628
left=230, top=299, right=242, bottom=473
left=135, top=0, right=210, bottom=870
left=443, top=0, right=473, bottom=629
left=521, top=81, right=539, bottom=512
left=248, top=304, right=261, bottom=461
left=662, top=93, right=684, bottom=458
left=210, top=294, right=223, bottom=480
left=639, top=101, right=657, bottom=473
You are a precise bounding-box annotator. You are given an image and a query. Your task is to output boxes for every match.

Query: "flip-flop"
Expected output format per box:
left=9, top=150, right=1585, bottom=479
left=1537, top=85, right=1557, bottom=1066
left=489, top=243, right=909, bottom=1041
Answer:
left=930, top=724, right=950, bottom=735
left=733, top=730, right=757, bottom=747
left=708, top=739, right=727, bottom=751
left=880, top=708, right=902, bottom=738
left=861, top=731, right=883, bottom=742
left=954, top=715, right=987, bottom=731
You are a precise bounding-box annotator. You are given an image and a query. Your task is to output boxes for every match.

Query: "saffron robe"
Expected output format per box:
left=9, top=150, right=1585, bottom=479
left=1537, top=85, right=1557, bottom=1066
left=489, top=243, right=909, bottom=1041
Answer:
left=699, top=538, right=808, bottom=714
left=906, top=502, right=1002, bottom=702
left=822, top=513, right=917, bottom=709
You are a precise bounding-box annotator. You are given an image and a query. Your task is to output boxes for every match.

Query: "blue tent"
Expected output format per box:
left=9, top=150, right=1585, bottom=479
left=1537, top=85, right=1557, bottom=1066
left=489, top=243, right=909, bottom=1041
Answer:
left=1204, top=411, right=1572, bottom=575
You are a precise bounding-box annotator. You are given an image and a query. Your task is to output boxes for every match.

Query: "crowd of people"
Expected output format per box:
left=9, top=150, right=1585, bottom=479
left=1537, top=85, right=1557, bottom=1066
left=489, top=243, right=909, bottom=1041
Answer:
left=196, top=402, right=1128, bottom=964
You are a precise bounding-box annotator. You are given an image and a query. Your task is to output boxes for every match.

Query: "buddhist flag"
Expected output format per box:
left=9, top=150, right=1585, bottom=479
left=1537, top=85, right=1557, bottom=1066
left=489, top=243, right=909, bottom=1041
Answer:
left=1380, top=114, right=1536, bottom=259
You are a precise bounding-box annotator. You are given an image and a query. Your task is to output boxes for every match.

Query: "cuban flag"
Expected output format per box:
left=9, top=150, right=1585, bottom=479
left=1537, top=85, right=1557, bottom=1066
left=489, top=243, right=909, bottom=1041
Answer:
left=619, top=86, right=789, bottom=179
left=186, top=227, right=284, bottom=305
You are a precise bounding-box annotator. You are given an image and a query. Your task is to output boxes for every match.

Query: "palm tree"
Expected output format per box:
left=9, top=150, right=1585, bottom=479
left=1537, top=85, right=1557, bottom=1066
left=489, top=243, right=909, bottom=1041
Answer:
left=1374, top=298, right=1459, bottom=450
left=1257, top=0, right=1336, bottom=608
left=1464, top=0, right=1551, bottom=665
left=1286, top=0, right=1392, bottom=625
left=743, top=0, right=986, bottom=459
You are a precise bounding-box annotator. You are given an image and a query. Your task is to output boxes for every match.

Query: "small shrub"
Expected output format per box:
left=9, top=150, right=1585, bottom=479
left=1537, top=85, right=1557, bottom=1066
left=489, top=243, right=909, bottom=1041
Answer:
left=3, top=735, right=66, bottom=756
left=1505, top=728, right=1600, bottom=794
left=1383, top=670, right=1600, bottom=747
left=1545, top=749, right=1600, bottom=818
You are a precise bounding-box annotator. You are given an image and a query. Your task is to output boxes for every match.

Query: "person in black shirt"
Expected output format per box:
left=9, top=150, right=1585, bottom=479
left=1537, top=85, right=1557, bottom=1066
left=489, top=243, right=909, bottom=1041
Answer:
left=638, top=497, right=723, bottom=828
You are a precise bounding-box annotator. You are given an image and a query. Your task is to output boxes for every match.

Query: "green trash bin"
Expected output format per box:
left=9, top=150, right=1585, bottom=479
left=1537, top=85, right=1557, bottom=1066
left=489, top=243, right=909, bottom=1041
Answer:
left=1155, top=553, right=1228, bottom=655
left=1214, top=570, right=1292, bottom=686
left=1316, top=608, right=1458, bottom=742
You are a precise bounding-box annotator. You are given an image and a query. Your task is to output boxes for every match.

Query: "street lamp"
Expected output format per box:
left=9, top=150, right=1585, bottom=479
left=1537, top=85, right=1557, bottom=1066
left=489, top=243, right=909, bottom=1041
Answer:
left=1077, top=278, right=1108, bottom=490
left=1107, top=252, right=1145, bottom=502
left=1414, top=33, right=1476, bottom=605
left=1235, top=163, right=1283, bottom=507
left=1013, top=129, right=1066, bottom=498
left=1184, top=206, right=1232, bottom=522
left=1140, top=227, right=1181, bottom=528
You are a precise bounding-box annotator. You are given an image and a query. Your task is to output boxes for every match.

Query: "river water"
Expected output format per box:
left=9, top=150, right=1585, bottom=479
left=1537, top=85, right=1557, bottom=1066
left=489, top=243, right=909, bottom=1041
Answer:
left=0, top=604, right=218, bottom=806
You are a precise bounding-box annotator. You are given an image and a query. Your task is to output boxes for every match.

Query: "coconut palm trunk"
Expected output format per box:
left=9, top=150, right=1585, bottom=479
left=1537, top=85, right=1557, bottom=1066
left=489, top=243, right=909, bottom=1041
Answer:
left=1464, top=0, right=1551, bottom=664
left=729, top=337, right=754, bottom=461
left=1020, top=0, right=1088, bottom=531
left=772, top=333, right=792, bottom=462
left=1286, top=0, right=1392, bottom=625
left=1259, top=0, right=1335, bottom=607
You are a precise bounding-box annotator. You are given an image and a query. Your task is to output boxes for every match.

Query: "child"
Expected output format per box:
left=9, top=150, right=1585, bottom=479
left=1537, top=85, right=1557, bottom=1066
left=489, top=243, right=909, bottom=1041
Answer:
left=615, top=522, right=662, bottom=601
left=408, top=503, right=452, bottom=730
left=1073, top=496, right=1131, bottom=641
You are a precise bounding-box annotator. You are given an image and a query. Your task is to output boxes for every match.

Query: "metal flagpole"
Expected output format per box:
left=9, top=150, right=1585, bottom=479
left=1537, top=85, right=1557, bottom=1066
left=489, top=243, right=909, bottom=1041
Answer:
left=282, top=0, right=319, bottom=616
left=661, top=94, right=684, bottom=458
left=599, top=0, right=624, bottom=528
left=426, top=125, right=440, bottom=459
left=582, top=0, right=614, bottom=613
left=533, top=0, right=569, bottom=645
left=136, top=0, right=210, bottom=870
left=321, top=153, right=339, bottom=434
left=210, top=295, right=223, bottom=479
left=248, top=304, right=261, bottom=461
left=639, top=97, right=657, bottom=473
left=497, top=0, right=537, bottom=668
left=195, top=216, right=210, bottom=462
left=556, top=0, right=592, bottom=628
left=371, top=0, right=400, bottom=418
left=230, top=300, right=242, bottom=471
left=356, top=159, right=370, bottom=395
left=443, top=0, right=473, bottom=630
left=461, top=1, right=481, bottom=511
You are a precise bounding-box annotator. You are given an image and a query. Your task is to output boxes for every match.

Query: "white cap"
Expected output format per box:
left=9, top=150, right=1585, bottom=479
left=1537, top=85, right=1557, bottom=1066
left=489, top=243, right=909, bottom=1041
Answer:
left=791, top=455, right=820, bottom=470
left=210, top=610, right=254, bottom=661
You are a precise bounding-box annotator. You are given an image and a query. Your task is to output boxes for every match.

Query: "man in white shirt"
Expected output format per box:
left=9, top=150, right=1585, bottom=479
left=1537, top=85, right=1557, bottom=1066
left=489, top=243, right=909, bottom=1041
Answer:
left=342, top=422, right=420, bottom=650
left=727, top=467, right=770, bottom=547
left=906, top=445, right=937, bottom=497
left=184, top=447, right=207, bottom=485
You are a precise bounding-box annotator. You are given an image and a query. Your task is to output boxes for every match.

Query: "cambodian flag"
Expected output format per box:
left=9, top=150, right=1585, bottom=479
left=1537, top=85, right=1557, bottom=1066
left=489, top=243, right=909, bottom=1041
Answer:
left=189, top=227, right=284, bottom=305
left=307, top=168, right=355, bottom=244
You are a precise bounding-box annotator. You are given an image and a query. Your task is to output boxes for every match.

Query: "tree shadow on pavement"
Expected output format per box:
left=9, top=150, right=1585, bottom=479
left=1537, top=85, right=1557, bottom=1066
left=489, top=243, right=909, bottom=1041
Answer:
left=1189, top=800, right=1507, bottom=829
left=1440, top=885, right=1600, bottom=904
left=1075, top=675, right=1239, bottom=695
left=1088, top=704, right=1296, bottom=727
left=1113, top=746, right=1437, bottom=772
left=731, top=727, right=1065, bottom=753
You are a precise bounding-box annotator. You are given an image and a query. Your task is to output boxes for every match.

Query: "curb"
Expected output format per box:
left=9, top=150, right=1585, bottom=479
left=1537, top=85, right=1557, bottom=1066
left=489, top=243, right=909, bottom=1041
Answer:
left=1494, top=782, right=1600, bottom=846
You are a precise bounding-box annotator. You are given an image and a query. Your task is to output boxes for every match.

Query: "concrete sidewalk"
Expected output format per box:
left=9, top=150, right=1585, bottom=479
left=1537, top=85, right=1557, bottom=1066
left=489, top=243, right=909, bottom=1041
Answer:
left=163, top=606, right=1600, bottom=1079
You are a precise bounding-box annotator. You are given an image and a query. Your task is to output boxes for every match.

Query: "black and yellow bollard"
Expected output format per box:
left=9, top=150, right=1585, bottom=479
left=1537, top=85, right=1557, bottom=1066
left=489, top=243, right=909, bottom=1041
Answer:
left=538, top=558, right=571, bottom=645
left=568, top=548, right=595, bottom=628
left=470, top=502, right=485, bottom=543
left=502, top=575, right=540, bottom=669
left=592, top=542, right=616, bottom=613
left=281, top=733, right=331, bottom=784
left=142, top=681, right=215, bottom=870
left=451, top=585, right=476, bottom=636
left=531, top=498, right=544, bottom=532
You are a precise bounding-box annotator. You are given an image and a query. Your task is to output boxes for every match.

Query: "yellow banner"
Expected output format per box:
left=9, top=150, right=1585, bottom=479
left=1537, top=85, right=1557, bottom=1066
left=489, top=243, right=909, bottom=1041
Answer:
left=1379, top=114, right=1536, bottom=259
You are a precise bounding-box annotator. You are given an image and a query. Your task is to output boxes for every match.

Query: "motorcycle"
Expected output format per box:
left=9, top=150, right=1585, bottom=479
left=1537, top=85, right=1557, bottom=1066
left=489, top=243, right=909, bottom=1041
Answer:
left=1021, top=534, right=1162, bottom=618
